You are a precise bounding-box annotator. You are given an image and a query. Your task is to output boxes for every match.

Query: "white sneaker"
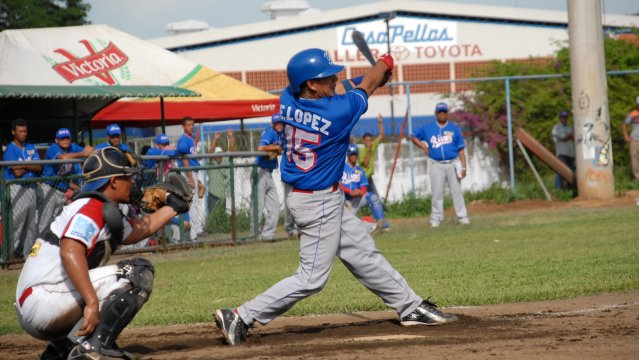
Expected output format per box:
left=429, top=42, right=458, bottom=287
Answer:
left=430, top=221, right=440, bottom=228
left=459, top=218, right=470, bottom=225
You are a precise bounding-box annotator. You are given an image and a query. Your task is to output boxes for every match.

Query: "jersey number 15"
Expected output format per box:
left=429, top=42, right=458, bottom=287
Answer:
left=285, top=127, right=321, bottom=172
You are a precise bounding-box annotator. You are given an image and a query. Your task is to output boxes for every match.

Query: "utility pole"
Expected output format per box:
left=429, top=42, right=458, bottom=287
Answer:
left=568, top=0, right=615, bottom=199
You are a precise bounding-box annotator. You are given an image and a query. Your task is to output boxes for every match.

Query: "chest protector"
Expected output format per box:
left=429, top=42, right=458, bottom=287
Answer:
left=42, top=191, right=125, bottom=269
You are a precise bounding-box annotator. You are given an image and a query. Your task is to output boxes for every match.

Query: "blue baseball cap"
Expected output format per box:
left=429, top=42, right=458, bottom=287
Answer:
left=106, top=124, right=122, bottom=136
left=559, top=110, right=569, bottom=118
left=435, top=102, right=449, bottom=113
left=271, top=113, right=283, bottom=124
left=55, top=128, right=71, bottom=139
left=155, top=134, right=170, bottom=145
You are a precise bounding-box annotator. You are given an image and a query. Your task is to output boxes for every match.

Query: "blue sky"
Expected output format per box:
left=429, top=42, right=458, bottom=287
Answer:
left=85, top=0, right=639, bottom=40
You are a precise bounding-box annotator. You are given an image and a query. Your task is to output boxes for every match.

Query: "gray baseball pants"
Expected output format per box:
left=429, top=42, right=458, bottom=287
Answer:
left=38, top=184, right=66, bottom=236
left=254, top=168, right=280, bottom=239
left=237, top=184, right=422, bottom=326
left=10, top=184, right=38, bottom=257
left=428, top=160, right=468, bottom=224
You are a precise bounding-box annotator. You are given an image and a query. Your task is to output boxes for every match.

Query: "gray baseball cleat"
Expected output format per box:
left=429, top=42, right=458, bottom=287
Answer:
left=400, top=299, right=458, bottom=326
left=215, top=308, right=249, bottom=346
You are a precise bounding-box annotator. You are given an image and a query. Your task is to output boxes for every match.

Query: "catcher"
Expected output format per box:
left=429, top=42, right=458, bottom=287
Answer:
left=14, top=147, right=191, bottom=360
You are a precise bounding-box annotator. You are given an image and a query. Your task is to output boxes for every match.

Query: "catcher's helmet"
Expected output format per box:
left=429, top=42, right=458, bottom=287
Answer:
left=287, top=48, right=344, bottom=93
left=347, top=144, right=359, bottom=156
left=271, top=113, right=283, bottom=124
left=81, top=147, right=140, bottom=192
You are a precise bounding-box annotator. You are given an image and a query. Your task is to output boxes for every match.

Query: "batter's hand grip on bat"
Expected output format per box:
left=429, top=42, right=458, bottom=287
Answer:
left=377, top=54, right=394, bottom=72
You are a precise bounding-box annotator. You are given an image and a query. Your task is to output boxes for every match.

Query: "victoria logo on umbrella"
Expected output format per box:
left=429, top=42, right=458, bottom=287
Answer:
left=51, top=39, right=129, bottom=85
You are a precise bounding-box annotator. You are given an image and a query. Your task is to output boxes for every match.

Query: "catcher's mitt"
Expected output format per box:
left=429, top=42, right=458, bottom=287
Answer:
left=140, top=173, right=192, bottom=214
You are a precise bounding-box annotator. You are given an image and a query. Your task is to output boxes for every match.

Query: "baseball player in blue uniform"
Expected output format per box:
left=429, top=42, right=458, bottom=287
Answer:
left=408, top=102, right=469, bottom=227
left=215, top=49, right=457, bottom=346
left=143, top=133, right=179, bottom=172
left=177, top=117, right=203, bottom=240
left=253, top=113, right=285, bottom=240
left=38, top=128, right=93, bottom=236
left=3, top=119, right=42, bottom=258
left=94, top=124, right=132, bottom=152
left=341, top=144, right=388, bottom=231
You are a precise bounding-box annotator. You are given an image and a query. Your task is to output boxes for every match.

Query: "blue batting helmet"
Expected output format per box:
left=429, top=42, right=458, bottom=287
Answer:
left=347, top=144, right=359, bottom=156
left=287, top=48, right=344, bottom=93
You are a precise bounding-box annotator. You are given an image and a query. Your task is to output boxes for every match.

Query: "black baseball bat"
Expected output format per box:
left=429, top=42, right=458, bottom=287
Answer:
left=351, top=30, right=376, bottom=66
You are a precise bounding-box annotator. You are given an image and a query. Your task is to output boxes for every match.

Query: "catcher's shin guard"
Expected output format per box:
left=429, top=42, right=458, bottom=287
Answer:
left=75, top=258, right=154, bottom=355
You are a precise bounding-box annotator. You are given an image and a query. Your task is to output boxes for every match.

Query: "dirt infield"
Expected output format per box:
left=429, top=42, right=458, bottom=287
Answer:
left=4, top=290, right=638, bottom=360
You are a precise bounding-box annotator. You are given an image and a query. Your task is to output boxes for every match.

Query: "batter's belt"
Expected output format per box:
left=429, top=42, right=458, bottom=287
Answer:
left=291, top=183, right=339, bottom=195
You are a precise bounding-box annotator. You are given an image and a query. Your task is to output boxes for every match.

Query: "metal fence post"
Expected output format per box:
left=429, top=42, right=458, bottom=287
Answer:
left=406, top=83, right=415, bottom=194
left=229, top=155, right=237, bottom=244
left=251, top=164, right=259, bottom=238
left=1, top=173, right=11, bottom=269
left=505, top=77, right=516, bottom=193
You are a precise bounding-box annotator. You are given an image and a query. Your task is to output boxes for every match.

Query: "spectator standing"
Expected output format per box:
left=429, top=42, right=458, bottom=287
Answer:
left=551, top=111, right=575, bottom=189
left=408, top=102, right=469, bottom=228
left=2, top=119, right=42, bottom=258
left=207, top=129, right=235, bottom=214
left=358, top=113, right=385, bottom=197
left=94, top=124, right=131, bottom=152
left=253, top=114, right=285, bottom=241
left=622, top=96, right=639, bottom=180
left=341, top=144, right=389, bottom=231
left=38, top=128, right=93, bottom=235
left=177, top=117, right=204, bottom=240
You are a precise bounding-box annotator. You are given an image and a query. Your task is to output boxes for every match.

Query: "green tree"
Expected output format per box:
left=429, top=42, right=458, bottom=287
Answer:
left=454, top=34, right=639, bottom=184
left=0, top=0, right=90, bottom=31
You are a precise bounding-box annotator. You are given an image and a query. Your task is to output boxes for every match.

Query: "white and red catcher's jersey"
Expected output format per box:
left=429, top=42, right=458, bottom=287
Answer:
left=16, top=197, right=133, bottom=298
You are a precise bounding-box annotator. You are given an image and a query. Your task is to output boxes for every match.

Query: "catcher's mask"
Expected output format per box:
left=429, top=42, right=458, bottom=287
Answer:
left=81, top=147, right=142, bottom=194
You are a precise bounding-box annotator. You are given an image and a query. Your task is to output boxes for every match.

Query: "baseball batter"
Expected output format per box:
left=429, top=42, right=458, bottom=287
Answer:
left=409, top=102, right=469, bottom=227
left=341, top=144, right=388, bottom=230
left=215, top=49, right=457, bottom=346
left=38, top=128, right=92, bottom=236
left=253, top=113, right=285, bottom=241
left=15, top=147, right=190, bottom=359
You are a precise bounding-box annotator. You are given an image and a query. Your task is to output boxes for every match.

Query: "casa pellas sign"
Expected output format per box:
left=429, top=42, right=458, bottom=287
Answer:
left=52, top=39, right=129, bottom=85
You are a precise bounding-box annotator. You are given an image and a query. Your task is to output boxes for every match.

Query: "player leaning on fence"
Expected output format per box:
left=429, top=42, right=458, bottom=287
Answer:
left=38, top=128, right=93, bottom=237
left=214, top=48, right=458, bottom=346
left=3, top=119, right=41, bottom=259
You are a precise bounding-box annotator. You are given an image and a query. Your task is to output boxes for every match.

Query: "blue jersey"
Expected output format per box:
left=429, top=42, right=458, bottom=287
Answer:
left=256, top=126, right=284, bottom=170
left=279, top=86, right=368, bottom=190
left=414, top=121, right=465, bottom=161
left=340, top=162, right=368, bottom=200
left=95, top=142, right=131, bottom=152
left=42, top=143, right=83, bottom=190
left=2, top=141, right=41, bottom=181
left=143, top=147, right=179, bottom=169
left=177, top=134, right=199, bottom=167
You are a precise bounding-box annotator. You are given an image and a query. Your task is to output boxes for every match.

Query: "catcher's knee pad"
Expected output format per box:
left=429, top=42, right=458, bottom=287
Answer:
left=116, top=257, right=154, bottom=294
left=79, top=276, right=152, bottom=352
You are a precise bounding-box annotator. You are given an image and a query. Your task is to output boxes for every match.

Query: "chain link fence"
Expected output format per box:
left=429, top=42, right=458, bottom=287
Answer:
left=0, top=152, right=276, bottom=268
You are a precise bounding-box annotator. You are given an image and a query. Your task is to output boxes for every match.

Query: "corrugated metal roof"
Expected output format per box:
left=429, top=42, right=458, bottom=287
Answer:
left=150, top=0, right=639, bottom=51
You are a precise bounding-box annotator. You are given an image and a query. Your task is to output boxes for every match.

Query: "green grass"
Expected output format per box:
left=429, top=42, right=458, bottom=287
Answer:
left=1, top=206, right=638, bottom=335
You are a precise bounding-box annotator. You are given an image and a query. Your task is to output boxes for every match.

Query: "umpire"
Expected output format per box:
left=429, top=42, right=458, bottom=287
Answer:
left=408, top=102, right=470, bottom=227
